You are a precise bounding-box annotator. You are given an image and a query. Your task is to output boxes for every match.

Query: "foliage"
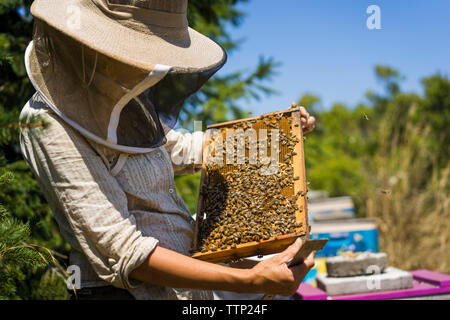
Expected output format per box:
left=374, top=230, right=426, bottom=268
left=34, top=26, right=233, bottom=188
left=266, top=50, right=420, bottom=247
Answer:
left=0, top=0, right=34, bottom=162
left=0, top=212, right=46, bottom=299
left=0, top=154, right=70, bottom=300
left=175, top=172, right=202, bottom=216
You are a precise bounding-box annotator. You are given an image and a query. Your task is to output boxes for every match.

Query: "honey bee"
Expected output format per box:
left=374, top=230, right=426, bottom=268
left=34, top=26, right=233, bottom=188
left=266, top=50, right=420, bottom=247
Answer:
left=197, top=110, right=307, bottom=253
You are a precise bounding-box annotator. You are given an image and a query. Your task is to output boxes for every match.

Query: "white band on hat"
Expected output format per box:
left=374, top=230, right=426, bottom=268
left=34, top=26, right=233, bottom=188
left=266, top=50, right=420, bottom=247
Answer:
left=106, top=64, right=171, bottom=145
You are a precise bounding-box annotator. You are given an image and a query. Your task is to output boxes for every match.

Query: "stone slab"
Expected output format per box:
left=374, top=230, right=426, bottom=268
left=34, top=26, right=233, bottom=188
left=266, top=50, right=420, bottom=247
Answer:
left=316, top=266, right=413, bottom=296
left=325, top=252, right=387, bottom=277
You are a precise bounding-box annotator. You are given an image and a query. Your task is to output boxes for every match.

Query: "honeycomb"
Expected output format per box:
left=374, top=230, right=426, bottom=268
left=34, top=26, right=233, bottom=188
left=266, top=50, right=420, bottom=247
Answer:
left=193, top=106, right=308, bottom=260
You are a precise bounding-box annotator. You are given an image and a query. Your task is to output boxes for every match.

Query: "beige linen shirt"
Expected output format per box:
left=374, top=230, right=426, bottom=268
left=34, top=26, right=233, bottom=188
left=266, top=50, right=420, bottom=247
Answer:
left=19, top=93, right=212, bottom=300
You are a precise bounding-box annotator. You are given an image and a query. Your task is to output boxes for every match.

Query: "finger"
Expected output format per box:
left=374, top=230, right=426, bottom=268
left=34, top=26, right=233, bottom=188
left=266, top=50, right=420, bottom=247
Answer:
left=304, top=251, right=316, bottom=269
left=306, top=119, right=315, bottom=132
left=278, top=238, right=303, bottom=262
left=289, top=251, right=316, bottom=282
left=299, top=107, right=309, bottom=118
left=303, top=116, right=315, bottom=133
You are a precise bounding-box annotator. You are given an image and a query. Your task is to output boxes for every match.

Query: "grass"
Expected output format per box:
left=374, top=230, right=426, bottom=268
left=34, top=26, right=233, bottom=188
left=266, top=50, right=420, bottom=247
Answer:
left=363, top=105, right=450, bottom=273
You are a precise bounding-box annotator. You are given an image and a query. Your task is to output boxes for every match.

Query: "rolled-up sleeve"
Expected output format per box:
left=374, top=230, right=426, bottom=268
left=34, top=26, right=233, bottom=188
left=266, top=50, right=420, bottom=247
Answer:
left=163, top=128, right=204, bottom=175
left=19, top=101, right=158, bottom=289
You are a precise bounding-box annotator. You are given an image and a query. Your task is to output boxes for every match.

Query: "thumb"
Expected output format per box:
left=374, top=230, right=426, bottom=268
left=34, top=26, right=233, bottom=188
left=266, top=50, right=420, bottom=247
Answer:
left=279, top=237, right=303, bottom=263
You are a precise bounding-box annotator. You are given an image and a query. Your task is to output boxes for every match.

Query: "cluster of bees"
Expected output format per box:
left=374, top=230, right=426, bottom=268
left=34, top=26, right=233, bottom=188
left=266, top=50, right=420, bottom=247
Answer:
left=196, top=110, right=306, bottom=253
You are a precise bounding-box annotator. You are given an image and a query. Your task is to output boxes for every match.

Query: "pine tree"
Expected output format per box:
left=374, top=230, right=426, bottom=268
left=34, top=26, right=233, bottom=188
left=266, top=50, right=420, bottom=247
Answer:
left=0, top=107, right=72, bottom=300
left=0, top=195, right=46, bottom=299
left=0, top=130, right=70, bottom=300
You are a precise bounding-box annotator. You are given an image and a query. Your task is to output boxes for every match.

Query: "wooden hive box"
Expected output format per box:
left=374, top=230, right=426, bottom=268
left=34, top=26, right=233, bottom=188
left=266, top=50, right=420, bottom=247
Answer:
left=192, top=107, right=310, bottom=263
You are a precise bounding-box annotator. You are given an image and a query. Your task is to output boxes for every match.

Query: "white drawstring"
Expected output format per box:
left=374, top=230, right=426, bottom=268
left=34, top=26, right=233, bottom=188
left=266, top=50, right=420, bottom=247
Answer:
left=106, top=64, right=171, bottom=145
left=110, top=153, right=129, bottom=176
left=81, top=46, right=98, bottom=88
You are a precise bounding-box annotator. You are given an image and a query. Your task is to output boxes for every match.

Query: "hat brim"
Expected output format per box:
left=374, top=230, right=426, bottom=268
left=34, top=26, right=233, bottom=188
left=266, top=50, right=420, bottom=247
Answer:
left=31, top=0, right=227, bottom=73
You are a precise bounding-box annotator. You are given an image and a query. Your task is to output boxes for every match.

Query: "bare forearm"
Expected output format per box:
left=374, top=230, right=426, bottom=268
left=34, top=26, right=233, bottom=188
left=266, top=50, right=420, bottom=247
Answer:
left=129, top=246, right=253, bottom=293
left=130, top=239, right=315, bottom=296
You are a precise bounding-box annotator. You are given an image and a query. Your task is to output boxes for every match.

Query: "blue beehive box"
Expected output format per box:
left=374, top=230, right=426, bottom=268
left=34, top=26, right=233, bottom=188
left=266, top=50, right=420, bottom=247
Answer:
left=303, top=218, right=379, bottom=284
left=309, top=218, right=379, bottom=257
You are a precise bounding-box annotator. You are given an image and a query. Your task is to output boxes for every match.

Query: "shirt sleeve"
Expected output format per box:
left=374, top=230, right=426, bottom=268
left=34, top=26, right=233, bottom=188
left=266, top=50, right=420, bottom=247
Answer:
left=19, top=99, right=158, bottom=290
left=163, top=128, right=205, bottom=175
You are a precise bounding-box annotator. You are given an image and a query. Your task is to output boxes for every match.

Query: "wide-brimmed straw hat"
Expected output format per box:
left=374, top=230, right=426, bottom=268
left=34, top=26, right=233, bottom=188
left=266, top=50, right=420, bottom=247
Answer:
left=25, top=0, right=227, bottom=153
left=31, top=0, right=226, bottom=73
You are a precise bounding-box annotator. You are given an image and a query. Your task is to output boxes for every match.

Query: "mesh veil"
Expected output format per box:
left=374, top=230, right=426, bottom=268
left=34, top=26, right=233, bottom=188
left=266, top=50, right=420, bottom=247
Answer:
left=28, top=20, right=225, bottom=152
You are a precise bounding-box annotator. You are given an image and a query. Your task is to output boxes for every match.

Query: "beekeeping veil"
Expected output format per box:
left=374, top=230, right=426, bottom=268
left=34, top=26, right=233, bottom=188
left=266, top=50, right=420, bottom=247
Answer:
left=25, top=0, right=226, bottom=152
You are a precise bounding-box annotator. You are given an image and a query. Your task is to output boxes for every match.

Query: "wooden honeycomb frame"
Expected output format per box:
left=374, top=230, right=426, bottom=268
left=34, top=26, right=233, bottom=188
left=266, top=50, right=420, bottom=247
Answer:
left=192, top=108, right=309, bottom=263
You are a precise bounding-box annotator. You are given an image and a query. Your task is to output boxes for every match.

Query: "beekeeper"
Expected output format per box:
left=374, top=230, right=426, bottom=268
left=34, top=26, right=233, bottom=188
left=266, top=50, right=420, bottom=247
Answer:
left=19, top=0, right=316, bottom=300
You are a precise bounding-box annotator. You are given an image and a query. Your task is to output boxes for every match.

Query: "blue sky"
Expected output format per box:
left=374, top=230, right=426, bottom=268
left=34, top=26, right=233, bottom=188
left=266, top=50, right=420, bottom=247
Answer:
left=217, top=0, right=450, bottom=114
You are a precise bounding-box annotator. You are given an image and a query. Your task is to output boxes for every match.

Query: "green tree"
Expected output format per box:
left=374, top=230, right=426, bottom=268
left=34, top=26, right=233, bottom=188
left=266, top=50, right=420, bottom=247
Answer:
left=420, top=73, right=450, bottom=167
left=0, top=0, right=34, bottom=162
left=0, top=199, right=49, bottom=299
left=0, top=122, right=70, bottom=300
